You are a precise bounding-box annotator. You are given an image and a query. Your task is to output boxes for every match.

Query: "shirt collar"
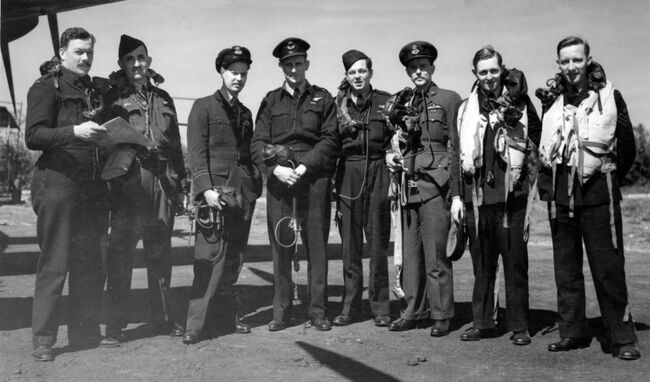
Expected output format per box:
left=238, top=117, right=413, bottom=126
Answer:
left=60, top=66, right=91, bottom=88
left=220, top=87, right=238, bottom=105
left=282, top=81, right=308, bottom=98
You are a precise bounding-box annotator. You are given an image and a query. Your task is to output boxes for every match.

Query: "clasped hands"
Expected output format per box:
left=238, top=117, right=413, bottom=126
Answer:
left=273, top=164, right=306, bottom=186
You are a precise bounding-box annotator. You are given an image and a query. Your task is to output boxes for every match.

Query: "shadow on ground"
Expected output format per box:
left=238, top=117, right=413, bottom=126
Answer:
left=296, top=341, right=401, bottom=382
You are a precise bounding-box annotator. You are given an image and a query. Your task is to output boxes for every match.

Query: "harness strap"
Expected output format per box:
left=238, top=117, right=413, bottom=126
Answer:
left=471, top=181, right=481, bottom=236
left=550, top=162, right=557, bottom=220
left=523, top=176, right=538, bottom=243
left=606, top=172, right=618, bottom=250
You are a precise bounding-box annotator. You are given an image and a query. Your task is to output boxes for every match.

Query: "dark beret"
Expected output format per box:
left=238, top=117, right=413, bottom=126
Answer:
left=399, top=41, right=438, bottom=66
left=119, top=34, right=147, bottom=59
left=342, top=49, right=370, bottom=71
left=215, top=45, right=252, bottom=72
left=272, top=37, right=310, bottom=61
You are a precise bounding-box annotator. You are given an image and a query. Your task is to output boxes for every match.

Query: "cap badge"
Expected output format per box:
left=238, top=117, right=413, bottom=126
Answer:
left=411, top=44, right=419, bottom=55
left=287, top=41, right=296, bottom=50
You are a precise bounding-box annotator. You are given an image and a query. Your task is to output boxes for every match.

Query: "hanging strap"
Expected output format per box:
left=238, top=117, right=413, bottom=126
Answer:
left=471, top=181, right=481, bottom=236
left=523, top=176, right=538, bottom=243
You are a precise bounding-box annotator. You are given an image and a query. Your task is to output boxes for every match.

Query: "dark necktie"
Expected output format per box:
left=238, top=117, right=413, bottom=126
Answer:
left=356, top=95, right=364, bottom=109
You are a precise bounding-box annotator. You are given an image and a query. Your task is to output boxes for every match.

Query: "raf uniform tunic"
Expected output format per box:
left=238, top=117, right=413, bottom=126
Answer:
left=26, top=67, right=108, bottom=347
left=251, top=82, right=340, bottom=322
left=185, top=91, right=262, bottom=335
left=393, top=82, right=461, bottom=321
left=335, top=88, right=391, bottom=320
left=103, top=80, right=187, bottom=332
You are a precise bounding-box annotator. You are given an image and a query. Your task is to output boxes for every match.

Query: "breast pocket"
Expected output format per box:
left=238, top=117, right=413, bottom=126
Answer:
left=58, top=94, right=86, bottom=126
left=208, top=117, right=230, bottom=146
left=302, top=104, right=322, bottom=134
left=423, top=107, right=448, bottom=141
left=158, top=104, right=177, bottom=134
left=270, top=110, right=290, bottom=138
left=367, top=115, right=388, bottom=143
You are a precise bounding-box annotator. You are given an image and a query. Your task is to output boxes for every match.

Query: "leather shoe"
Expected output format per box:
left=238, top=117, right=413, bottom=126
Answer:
left=460, top=327, right=485, bottom=341
left=182, top=330, right=200, bottom=345
left=548, top=337, right=591, bottom=352
left=614, top=342, right=641, bottom=361
left=32, top=345, right=54, bottom=362
left=510, top=330, right=531, bottom=346
left=311, top=318, right=332, bottom=331
left=333, top=314, right=354, bottom=326
left=268, top=319, right=287, bottom=332
left=99, top=334, right=123, bottom=348
left=430, top=319, right=450, bottom=337
left=388, top=318, right=416, bottom=332
left=168, top=321, right=185, bottom=337
left=235, top=322, right=251, bottom=334
left=374, top=316, right=391, bottom=327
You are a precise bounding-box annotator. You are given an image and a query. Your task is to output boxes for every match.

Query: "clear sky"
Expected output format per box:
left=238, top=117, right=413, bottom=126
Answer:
left=2, top=0, right=649, bottom=144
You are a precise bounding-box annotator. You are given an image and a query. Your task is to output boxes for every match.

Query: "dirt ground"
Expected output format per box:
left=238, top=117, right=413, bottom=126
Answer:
left=1, top=191, right=649, bottom=382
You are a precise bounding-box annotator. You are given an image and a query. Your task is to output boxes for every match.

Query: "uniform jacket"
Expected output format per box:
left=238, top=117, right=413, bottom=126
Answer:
left=104, top=76, right=187, bottom=199
left=392, top=82, right=462, bottom=204
left=25, top=66, right=105, bottom=179
left=457, top=90, right=541, bottom=205
left=336, top=87, right=392, bottom=157
left=251, top=82, right=340, bottom=178
left=537, top=88, right=635, bottom=206
left=187, top=91, right=262, bottom=204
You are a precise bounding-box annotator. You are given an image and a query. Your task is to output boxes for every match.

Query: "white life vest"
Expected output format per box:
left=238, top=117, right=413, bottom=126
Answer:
left=539, top=81, right=617, bottom=183
left=457, top=88, right=529, bottom=185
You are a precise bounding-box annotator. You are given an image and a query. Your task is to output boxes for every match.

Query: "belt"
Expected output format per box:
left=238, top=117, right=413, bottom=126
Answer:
left=344, top=153, right=384, bottom=161
left=210, top=150, right=240, bottom=160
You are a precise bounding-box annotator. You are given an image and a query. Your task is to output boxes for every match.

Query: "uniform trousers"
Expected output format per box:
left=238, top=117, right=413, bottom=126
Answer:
left=185, top=204, right=253, bottom=333
left=337, top=157, right=390, bottom=318
left=267, top=175, right=331, bottom=321
left=465, top=197, right=529, bottom=332
left=31, top=166, right=108, bottom=346
left=400, top=195, right=454, bottom=320
left=550, top=202, right=637, bottom=345
left=105, top=164, right=176, bottom=331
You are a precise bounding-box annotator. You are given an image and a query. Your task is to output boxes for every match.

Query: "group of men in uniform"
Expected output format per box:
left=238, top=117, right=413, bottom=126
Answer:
left=25, top=26, right=640, bottom=362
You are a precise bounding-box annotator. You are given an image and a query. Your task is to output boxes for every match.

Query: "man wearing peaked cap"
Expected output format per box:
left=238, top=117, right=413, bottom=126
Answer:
left=215, top=45, right=252, bottom=71
left=101, top=33, right=187, bottom=347
left=272, top=37, right=310, bottom=61
left=332, top=49, right=392, bottom=328
left=398, top=41, right=438, bottom=66
left=385, top=40, right=461, bottom=337
left=182, top=45, right=261, bottom=344
left=251, top=37, right=340, bottom=332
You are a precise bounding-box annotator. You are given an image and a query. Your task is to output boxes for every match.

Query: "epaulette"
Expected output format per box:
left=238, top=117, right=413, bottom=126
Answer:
left=266, top=88, right=282, bottom=98
left=310, top=84, right=332, bottom=97
left=374, top=89, right=392, bottom=97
